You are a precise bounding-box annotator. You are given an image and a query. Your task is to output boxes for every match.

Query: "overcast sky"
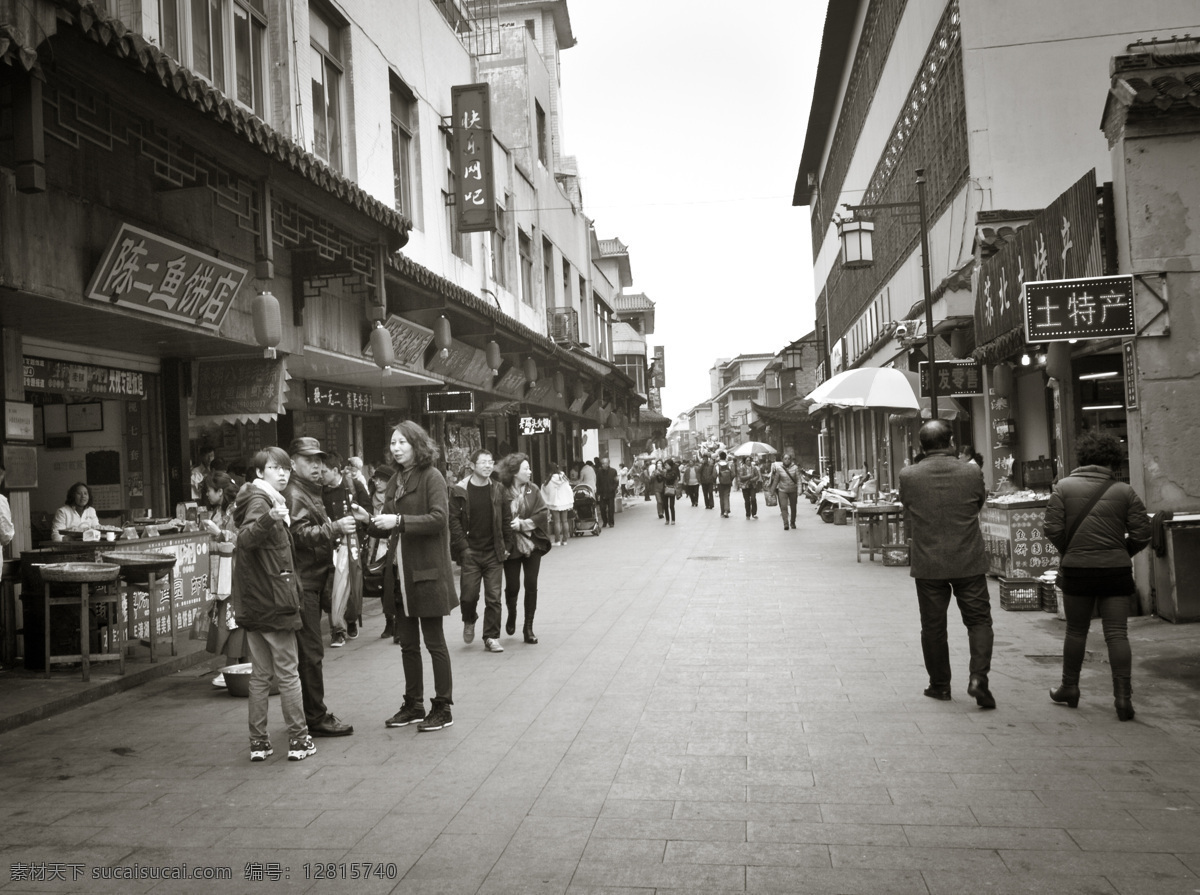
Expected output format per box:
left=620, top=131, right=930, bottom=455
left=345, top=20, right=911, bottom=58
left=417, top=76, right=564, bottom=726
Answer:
left=560, top=1, right=827, bottom=420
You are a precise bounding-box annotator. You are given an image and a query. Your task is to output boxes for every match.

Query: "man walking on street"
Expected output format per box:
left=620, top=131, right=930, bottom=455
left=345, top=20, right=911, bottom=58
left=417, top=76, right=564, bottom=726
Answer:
left=286, top=437, right=357, bottom=737
left=714, top=451, right=735, bottom=518
left=898, top=421, right=995, bottom=709
left=449, top=449, right=513, bottom=653
left=698, top=453, right=716, bottom=510
left=596, top=457, right=619, bottom=528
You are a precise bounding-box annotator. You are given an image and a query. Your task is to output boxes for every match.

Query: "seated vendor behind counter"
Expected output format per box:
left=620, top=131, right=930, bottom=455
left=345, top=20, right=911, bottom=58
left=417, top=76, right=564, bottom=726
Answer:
left=51, top=482, right=101, bottom=541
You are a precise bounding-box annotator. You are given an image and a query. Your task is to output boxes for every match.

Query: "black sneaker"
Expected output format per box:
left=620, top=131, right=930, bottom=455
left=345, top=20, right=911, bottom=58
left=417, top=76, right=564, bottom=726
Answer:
left=385, top=703, right=426, bottom=728
left=418, top=705, right=453, bottom=732
left=330, top=632, right=347, bottom=648
left=347, top=620, right=358, bottom=639
left=249, top=739, right=273, bottom=762
left=287, top=735, right=317, bottom=761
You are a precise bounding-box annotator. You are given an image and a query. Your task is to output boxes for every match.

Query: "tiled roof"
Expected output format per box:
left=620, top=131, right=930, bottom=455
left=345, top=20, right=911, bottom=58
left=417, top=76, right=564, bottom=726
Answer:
left=13, top=0, right=411, bottom=245
left=613, top=293, right=654, bottom=312
left=598, top=238, right=628, bottom=256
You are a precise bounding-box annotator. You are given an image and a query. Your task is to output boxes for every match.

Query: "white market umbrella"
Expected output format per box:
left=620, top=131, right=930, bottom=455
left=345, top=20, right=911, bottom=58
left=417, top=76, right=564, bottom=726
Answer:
left=805, top=366, right=920, bottom=412
left=731, top=441, right=776, bottom=457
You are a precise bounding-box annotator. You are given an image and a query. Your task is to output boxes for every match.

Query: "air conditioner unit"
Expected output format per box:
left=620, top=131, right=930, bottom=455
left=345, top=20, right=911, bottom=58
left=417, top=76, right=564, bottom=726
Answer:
left=547, top=307, right=579, bottom=342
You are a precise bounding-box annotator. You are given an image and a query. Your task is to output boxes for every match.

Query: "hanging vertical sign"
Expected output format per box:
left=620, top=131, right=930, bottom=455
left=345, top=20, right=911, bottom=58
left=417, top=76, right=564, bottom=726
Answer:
left=1123, top=341, right=1138, bottom=410
left=652, top=346, right=666, bottom=388
left=451, top=83, right=498, bottom=233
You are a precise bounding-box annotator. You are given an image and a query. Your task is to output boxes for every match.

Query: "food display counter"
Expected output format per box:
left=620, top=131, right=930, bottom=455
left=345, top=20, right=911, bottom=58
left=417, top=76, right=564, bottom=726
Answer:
left=979, top=493, right=1059, bottom=578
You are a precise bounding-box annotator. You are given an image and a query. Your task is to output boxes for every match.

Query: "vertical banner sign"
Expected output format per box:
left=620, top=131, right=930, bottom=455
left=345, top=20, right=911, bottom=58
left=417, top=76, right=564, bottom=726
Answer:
left=451, top=84, right=498, bottom=233
left=1123, top=341, right=1138, bottom=410
left=652, top=346, right=666, bottom=388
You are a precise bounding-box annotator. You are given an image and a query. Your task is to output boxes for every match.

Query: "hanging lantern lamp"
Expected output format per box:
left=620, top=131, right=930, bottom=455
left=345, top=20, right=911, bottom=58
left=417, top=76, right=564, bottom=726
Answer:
left=991, top=363, right=1013, bottom=398
left=485, top=340, right=503, bottom=375
left=434, top=315, right=452, bottom=360
left=369, top=321, right=395, bottom=370
left=553, top=371, right=565, bottom=397
left=252, top=291, right=282, bottom=358
left=523, top=356, right=538, bottom=385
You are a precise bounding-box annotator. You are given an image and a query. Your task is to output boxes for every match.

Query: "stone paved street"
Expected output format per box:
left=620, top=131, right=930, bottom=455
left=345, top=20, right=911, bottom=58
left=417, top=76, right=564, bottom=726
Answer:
left=1, top=497, right=1199, bottom=894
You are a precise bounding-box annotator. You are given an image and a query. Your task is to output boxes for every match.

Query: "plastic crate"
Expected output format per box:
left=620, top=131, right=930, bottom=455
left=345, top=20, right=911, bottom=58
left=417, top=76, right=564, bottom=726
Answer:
left=1039, top=580, right=1059, bottom=613
left=1000, top=577, right=1041, bottom=611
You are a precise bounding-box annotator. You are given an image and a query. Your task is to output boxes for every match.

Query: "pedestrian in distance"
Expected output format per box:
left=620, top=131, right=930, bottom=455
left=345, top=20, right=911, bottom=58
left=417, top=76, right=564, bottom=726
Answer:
left=320, top=450, right=370, bottom=647
left=231, top=447, right=314, bottom=762
left=898, top=421, right=995, bottom=708
left=738, top=457, right=762, bottom=519
left=497, top=452, right=552, bottom=644
left=579, top=460, right=597, bottom=491
left=657, top=458, right=680, bottom=525
left=596, top=457, right=619, bottom=528
left=370, top=422, right=459, bottom=733
left=1043, top=431, right=1151, bottom=721
left=285, top=437, right=357, bottom=738
left=714, top=451, right=735, bottom=518
left=767, top=451, right=801, bottom=530
left=202, top=471, right=246, bottom=665
left=541, top=463, right=574, bottom=546
left=698, top=452, right=716, bottom=509
left=366, top=465, right=398, bottom=639
left=682, top=457, right=701, bottom=507
left=648, top=460, right=666, bottom=519
left=448, top=449, right=514, bottom=653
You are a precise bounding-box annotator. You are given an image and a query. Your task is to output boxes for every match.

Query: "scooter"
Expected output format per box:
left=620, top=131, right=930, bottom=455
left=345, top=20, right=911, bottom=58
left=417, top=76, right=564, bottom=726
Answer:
left=816, top=471, right=872, bottom=523
left=802, top=470, right=826, bottom=504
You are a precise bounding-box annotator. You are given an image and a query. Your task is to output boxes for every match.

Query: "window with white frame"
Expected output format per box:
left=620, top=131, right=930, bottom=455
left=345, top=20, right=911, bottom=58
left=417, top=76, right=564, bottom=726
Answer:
left=491, top=195, right=509, bottom=288
left=309, top=4, right=344, bottom=173
left=160, top=0, right=267, bottom=117
left=390, top=77, right=416, bottom=218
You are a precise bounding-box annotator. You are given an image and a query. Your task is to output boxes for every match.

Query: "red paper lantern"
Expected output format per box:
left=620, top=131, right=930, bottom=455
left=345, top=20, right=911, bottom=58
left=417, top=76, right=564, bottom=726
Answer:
left=434, top=315, right=452, bottom=360
left=523, top=357, right=538, bottom=384
left=553, top=371, right=565, bottom=397
left=991, top=363, right=1013, bottom=398
left=252, top=291, right=282, bottom=357
left=486, top=340, right=502, bottom=374
left=370, top=322, right=394, bottom=369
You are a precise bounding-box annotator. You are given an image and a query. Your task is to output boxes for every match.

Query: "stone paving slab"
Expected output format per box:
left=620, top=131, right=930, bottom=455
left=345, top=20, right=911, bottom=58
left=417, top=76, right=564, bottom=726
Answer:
left=1, top=497, right=1199, bottom=893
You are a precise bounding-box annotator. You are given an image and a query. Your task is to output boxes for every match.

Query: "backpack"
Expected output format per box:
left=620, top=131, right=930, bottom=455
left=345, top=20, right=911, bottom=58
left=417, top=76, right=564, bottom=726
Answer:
left=717, top=462, right=733, bottom=486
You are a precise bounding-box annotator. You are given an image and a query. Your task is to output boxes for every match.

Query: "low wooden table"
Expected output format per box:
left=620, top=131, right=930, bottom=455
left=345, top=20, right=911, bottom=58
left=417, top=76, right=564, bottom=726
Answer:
left=852, top=503, right=906, bottom=563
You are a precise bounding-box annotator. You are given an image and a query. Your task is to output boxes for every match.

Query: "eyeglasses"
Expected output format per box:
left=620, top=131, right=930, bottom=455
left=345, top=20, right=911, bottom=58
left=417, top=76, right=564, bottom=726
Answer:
left=264, top=463, right=292, bottom=472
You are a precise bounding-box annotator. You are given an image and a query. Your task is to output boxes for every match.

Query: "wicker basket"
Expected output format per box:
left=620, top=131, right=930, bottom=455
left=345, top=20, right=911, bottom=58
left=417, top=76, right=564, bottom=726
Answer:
left=34, top=562, right=122, bottom=584
left=999, top=577, right=1041, bottom=611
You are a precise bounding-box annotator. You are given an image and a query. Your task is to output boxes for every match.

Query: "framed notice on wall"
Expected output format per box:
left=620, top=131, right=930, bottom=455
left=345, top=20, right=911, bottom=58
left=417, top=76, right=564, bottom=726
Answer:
left=66, top=402, right=104, bottom=432
left=2, top=445, right=38, bottom=490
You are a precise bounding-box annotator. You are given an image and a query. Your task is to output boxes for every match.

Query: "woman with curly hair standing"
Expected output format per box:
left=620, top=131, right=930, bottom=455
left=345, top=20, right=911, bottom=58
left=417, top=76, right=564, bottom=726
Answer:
left=497, top=453, right=552, bottom=643
left=368, top=421, right=458, bottom=733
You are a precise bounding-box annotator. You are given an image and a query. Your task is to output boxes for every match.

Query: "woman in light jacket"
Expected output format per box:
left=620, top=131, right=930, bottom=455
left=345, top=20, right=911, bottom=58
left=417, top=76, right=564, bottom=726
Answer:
left=541, top=462, right=574, bottom=546
left=1044, top=431, right=1150, bottom=721
left=51, top=482, right=100, bottom=540
left=498, top=453, right=552, bottom=643
left=767, top=452, right=801, bottom=530
left=368, top=421, right=458, bottom=733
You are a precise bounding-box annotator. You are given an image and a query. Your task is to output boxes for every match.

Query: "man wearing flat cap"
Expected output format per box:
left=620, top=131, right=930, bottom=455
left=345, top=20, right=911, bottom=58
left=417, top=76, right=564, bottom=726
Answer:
left=285, top=436, right=358, bottom=737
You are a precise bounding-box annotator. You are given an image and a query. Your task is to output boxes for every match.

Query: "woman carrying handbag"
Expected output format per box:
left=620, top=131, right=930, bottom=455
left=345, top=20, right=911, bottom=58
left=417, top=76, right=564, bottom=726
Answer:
left=1044, top=432, right=1151, bottom=721
left=497, top=453, right=552, bottom=643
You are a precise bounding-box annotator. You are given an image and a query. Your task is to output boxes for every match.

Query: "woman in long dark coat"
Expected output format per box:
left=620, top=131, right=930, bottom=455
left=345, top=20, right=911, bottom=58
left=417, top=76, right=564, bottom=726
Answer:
left=368, top=421, right=458, bottom=732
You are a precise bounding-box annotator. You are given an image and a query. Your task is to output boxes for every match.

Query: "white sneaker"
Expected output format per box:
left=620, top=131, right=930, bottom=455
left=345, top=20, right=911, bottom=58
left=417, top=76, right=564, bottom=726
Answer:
left=484, top=638, right=504, bottom=653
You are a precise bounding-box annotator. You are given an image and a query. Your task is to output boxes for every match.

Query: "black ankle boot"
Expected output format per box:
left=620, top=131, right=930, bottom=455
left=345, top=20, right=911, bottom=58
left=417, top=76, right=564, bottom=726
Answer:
left=1114, top=677, right=1135, bottom=721
left=523, top=612, right=538, bottom=644
left=505, top=605, right=517, bottom=636
left=381, top=618, right=394, bottom=639
left=1049, top=684, right=1080, bottom=707
left=967, top=674, right=996, bottom=709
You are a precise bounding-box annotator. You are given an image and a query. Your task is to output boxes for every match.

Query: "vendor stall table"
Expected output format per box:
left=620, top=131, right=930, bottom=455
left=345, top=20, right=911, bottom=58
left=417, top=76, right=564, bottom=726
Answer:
left=853, top=503, right=906, bottom=563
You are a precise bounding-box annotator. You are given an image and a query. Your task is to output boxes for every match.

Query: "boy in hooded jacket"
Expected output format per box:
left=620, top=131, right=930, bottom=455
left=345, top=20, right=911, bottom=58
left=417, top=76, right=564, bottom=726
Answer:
left=232, top=447, right=315, bottom=763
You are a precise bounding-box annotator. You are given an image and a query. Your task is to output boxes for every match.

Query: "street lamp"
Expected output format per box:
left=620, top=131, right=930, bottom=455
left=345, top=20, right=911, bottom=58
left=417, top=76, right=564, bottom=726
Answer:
left=838, top=168, right=940, bottom=419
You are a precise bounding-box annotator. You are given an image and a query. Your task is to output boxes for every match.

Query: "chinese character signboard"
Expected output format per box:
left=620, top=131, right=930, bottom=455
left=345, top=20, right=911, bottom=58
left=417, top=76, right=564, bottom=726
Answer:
left=85, top=223, right=247, bottom=331
left=1123, top=340, right=1138, bottom=410
left=451, top=84, right=498, bottom=233
left=306, top=382, right=373, bottom=414
left=194, top=358, right=284, bottom=416
left=425, top=391, right=475, bottom=414
left=975, top=170, right=1104, bottom=345
left=24, top=356, right=146, bottom=397
left=1024, top=275, right=1135, bottom=343
left=918, top=360, right=983, bottom=398
left=652, top=346, right=666, bottom=388
left=519, top=416, right=552, bottom=435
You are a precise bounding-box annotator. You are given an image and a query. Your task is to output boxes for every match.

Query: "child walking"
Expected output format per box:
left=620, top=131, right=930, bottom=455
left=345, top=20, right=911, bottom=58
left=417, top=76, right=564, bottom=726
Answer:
left=232, top=447, right=315, bottom=762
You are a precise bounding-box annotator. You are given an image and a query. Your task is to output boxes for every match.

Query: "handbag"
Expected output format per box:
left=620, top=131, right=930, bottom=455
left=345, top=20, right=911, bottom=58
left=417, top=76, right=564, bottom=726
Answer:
left=663, top=485, right=676, bottom=497
left=512, top=531, right=537, bottom=557
left=764, top=489, right=778, bottom=507
left=362, top=535, right=388, bottom=596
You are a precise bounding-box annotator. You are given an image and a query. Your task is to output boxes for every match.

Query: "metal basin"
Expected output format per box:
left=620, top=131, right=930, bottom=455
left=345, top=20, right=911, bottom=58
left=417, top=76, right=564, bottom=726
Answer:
left=34, top=562, right=122, bottom=584
left=99, top=551, right=177, bottom=584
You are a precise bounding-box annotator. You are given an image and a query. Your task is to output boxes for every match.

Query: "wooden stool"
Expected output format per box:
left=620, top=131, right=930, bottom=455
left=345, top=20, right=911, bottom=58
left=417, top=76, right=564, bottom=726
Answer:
left=100, top=552, right=178, bottom=662
left=37, top=562, right=124, bottom=681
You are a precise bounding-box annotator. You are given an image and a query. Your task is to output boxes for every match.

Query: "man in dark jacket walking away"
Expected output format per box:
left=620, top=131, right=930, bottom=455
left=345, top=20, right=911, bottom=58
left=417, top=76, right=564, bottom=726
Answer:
left=232, top=447, right=314, bottom=762
left=286, top=437, right=358, bottom=737
left=596, top=457, right=619, bottom=528
left=448, top=449, right=513, bottom=653
left=898, top=421, right=996, bottom=709
left=698, top=454, right=716, bottom=509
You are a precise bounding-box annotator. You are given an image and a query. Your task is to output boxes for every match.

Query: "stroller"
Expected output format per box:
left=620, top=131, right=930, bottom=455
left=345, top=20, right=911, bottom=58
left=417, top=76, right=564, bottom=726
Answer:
left=572, top=484, right=601, bottom=537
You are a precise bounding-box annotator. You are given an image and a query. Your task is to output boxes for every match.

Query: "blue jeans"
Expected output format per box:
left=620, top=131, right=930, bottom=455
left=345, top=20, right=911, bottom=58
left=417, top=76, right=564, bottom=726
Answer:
left=246, top=629, right=307, bottom=741
left=459, top=548, right=504, bottom=639
left=915, top=575, right=993, bottom=688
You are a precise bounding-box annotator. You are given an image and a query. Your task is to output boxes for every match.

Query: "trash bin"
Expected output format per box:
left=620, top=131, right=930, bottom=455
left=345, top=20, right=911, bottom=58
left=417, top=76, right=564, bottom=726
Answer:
left=1152, top=512, right=1200, bottom=623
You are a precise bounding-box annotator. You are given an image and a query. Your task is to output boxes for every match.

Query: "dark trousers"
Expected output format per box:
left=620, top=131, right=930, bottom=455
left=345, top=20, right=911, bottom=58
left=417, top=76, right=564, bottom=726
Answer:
left=598, top=493, right=615, bottom=526
left=742, top=488, right=758, bottom=518
left=662, top=492, right=676, bottom=522
left=685, top=484, right=699, bottom=506
left=718, top=485, right=732, bottom=515
left=296, top=585, right=330, bottom=727
left=459, top=548, right=504, bottom=639
left=701, top=483, right=714, bottom=508
left=503, top=553, right=541, bottom=626
left=395, top=615, right=453, bottom=706
left=914, top=575, right=993, bottom=688
left=777, top=490, right=798, bottom=526
left=1061, top=592, right=1131, bottom=684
